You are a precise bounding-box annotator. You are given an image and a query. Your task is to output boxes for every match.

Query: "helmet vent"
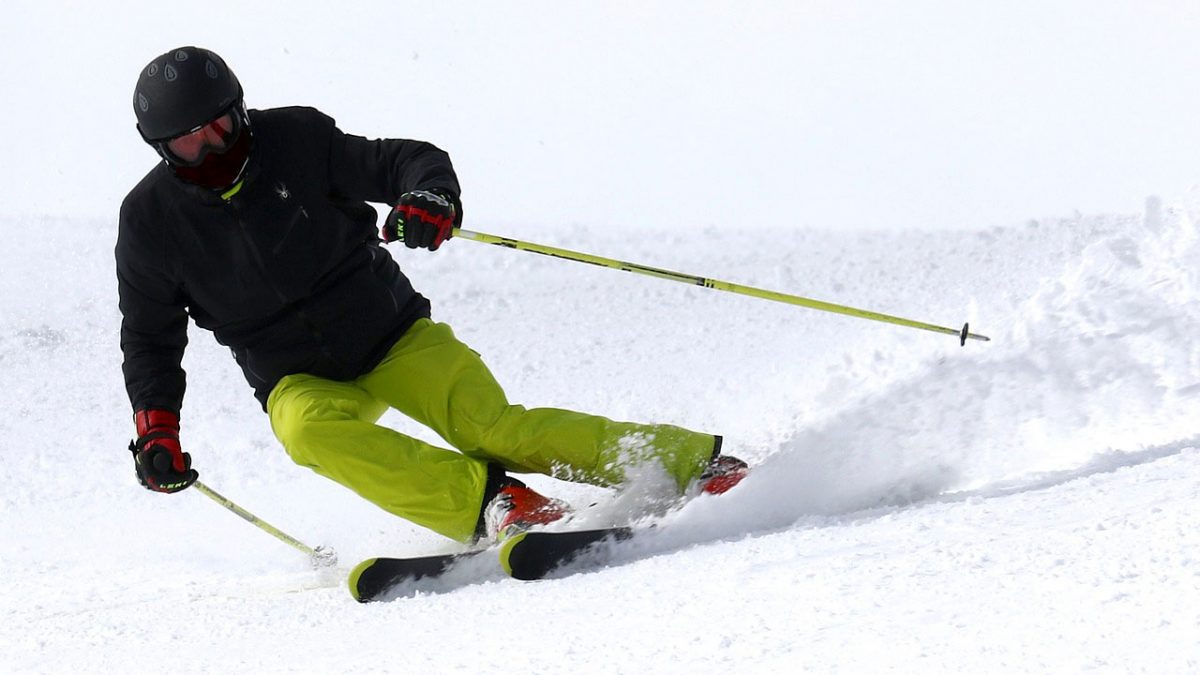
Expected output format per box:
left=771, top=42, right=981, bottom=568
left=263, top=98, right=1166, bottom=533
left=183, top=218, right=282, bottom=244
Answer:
left=137, top=93, right=149, bottom=112
left=205, top=60, right=219, bottom=79
left=174, top=50, right=189, bottom=61
left=165, top=65, right=177, bottom=81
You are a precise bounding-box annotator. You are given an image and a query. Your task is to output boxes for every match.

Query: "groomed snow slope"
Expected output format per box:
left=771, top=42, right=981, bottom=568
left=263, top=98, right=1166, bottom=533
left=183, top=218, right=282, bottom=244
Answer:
left=2, top=192, right=1198, bottom=672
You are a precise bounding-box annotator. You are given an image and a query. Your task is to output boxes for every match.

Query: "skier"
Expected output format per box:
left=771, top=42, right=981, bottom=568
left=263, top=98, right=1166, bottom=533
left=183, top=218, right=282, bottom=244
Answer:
left=118, top=46, right=747, bottom=545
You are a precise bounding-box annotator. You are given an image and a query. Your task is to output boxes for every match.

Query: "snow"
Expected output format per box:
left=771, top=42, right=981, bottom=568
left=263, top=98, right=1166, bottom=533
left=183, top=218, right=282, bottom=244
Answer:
left=4, top=2, right=1200, bottom=673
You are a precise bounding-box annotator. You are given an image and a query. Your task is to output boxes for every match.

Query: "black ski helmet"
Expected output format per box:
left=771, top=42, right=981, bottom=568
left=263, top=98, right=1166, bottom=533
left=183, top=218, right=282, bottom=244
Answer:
left=133, top=46, right=243, bottom=142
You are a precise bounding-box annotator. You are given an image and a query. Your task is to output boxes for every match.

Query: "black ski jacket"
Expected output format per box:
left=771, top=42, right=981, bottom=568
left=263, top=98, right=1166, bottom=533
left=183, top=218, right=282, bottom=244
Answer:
left=116, top=106, right=460, bottom=412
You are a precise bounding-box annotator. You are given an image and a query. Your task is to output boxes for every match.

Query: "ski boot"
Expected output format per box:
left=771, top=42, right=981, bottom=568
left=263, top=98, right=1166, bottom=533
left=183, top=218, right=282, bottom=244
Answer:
left=484, top=480, right=571, bottom=541
left=697, top=454, right=749, bottom=495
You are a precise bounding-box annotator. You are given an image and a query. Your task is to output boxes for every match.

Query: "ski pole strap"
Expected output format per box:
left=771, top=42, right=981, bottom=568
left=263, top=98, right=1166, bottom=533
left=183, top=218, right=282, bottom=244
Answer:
left=453, top=228, right=990, bottom=344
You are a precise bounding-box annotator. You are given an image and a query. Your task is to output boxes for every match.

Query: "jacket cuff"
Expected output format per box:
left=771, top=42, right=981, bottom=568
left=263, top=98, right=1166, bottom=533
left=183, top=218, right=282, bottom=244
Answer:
left=135, top=408, right=180, bottom=436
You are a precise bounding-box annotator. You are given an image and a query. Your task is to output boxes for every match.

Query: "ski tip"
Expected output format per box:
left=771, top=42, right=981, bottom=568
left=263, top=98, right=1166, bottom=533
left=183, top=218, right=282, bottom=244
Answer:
left=347, top=557, right=380, bottom=603
left=497, top=531, right=528, bottom=578
left=501, top=528, right=633, bottom=581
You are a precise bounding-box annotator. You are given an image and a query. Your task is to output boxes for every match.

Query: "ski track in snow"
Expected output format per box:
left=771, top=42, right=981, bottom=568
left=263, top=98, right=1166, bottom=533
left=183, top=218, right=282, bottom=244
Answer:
left=3, top=194, right=1200, bottom=672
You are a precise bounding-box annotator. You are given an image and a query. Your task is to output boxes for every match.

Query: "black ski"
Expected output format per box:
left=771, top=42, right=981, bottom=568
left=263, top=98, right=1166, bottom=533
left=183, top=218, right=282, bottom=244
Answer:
left=349, top=549, right=488, bottom=603
left=349, top=458, right=749, bottom=600
left=499, top=526, right=634, bottom=581
left=348, top=527, right=635, bottom=601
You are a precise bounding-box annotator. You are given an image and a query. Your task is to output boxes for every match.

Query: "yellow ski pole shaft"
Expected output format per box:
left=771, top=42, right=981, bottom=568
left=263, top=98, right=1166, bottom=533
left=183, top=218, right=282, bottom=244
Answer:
left=453, top=228, right=990, bottom=345
left=193, top=480, right=337, bottom=567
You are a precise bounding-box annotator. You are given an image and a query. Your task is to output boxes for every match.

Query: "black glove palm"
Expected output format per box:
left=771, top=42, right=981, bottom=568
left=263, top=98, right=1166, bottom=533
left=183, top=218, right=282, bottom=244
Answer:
left=382, top=189, right=458, bottom=251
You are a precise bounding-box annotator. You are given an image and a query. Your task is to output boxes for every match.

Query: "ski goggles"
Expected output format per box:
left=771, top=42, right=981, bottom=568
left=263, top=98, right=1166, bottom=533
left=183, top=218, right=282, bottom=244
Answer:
left=160, top=110, right=241, bottom=167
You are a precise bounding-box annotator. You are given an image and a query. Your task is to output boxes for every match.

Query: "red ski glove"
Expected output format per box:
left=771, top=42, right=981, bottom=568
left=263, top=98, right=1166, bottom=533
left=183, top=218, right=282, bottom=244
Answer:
left=382, top=189, right=458, bottom=251
left=129, top=409, right=198, bottom=493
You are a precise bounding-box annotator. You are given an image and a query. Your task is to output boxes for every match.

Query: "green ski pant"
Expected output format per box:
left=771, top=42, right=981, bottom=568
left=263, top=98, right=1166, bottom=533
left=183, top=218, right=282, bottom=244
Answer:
left=266, top=319, right=718, bottom=543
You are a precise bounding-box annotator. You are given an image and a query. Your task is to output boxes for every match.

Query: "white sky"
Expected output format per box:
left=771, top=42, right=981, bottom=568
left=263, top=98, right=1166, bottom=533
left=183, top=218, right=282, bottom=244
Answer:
left=2, top=0, right=1199, bottom=231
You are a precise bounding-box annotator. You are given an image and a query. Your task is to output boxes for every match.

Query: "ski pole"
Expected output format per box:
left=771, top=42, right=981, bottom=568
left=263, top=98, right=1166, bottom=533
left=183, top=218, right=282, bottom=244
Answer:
left=193, top=480, right=338, bottom=568
left=453, top=228, right=990, bottom=345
